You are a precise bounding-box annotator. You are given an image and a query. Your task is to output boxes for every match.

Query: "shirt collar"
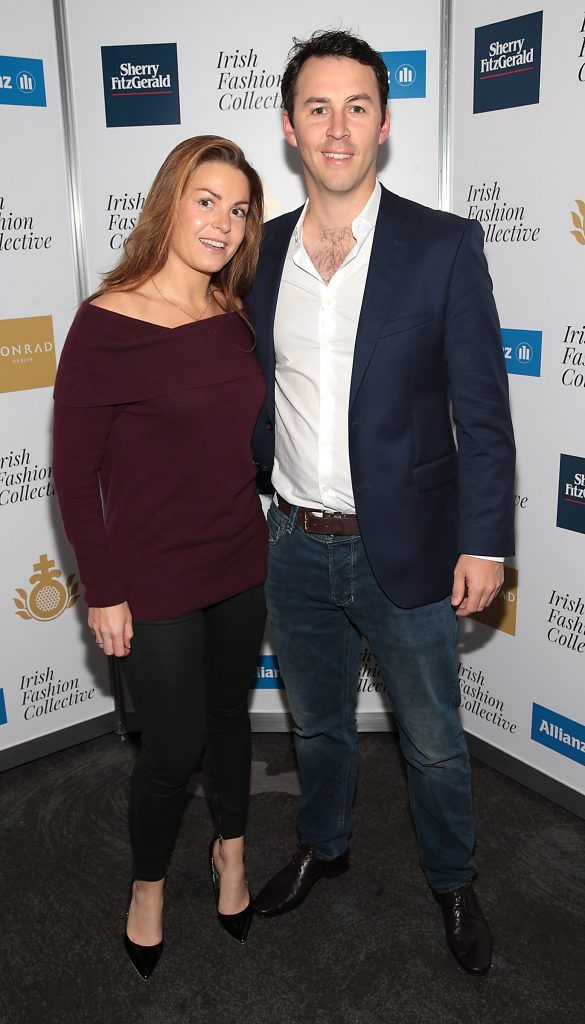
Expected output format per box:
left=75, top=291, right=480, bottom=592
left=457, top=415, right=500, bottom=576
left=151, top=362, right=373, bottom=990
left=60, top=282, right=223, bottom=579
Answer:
left=293, top=180, right=381, bottom=252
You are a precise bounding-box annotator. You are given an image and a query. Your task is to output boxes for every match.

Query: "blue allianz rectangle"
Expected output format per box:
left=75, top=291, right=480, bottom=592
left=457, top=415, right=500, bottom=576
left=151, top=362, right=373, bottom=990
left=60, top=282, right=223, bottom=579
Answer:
left=380, top=51, right=426, bottom=99
left=501, top=328, right=542, bottom=377
left=252, top=654, right=284, bottom=689
left=0, top=689, right=7, bottom=726
left=531, top=703, right=585, bottom=767
left=0, top=56, right=46, bottom=107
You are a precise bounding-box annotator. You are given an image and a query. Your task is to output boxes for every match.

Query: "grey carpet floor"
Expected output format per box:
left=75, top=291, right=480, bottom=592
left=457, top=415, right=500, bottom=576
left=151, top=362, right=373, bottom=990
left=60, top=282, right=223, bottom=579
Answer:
left=0, top=731, right=583, bottom=1024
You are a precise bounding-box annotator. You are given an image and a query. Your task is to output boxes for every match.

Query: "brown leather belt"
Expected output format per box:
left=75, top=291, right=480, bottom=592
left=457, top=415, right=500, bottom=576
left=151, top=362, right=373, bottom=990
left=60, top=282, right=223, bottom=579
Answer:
left=275, top=494, right=360, bottom=536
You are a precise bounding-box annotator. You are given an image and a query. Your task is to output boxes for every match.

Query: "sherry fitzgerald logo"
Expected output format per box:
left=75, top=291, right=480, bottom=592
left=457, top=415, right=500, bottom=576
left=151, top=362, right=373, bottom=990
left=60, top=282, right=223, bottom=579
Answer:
left=501, top=328, right=542, bottom=377
left=0, top=316, right=55, bottom=394
left=101, top=43, right=180, bottom=127
left=380, top=51, right=426, bottom=99
left=474, top=11, right=543, bottom=114
left=13, top=555, right=79, bottom=622
left=471, top=566, right=518, bottom=636
left=0, top=55, right=46, bottom=107
left=556, top=454, right=585, bottom=535
left=532, top=704, right=585, bottom=767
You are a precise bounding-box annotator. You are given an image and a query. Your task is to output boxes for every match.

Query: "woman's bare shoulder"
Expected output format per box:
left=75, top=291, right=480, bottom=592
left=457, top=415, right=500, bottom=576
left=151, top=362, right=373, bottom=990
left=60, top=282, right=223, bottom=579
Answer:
left=89, top=290, right=142, bottom=315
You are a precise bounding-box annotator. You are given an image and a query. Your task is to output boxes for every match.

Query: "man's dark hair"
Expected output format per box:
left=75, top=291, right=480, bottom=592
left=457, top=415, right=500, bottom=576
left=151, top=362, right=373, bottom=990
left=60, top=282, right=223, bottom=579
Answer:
left=281, top=29, right=389, bottom=125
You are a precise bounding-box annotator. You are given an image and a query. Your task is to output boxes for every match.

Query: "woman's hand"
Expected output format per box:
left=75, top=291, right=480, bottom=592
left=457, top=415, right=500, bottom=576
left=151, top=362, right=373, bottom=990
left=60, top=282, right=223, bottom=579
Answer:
left=88, top=602, right=133, bottom=657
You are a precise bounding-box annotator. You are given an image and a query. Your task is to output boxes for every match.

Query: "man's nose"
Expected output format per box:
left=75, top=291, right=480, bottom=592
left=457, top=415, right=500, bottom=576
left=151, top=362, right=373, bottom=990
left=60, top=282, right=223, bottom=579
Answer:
left=326, top=111, right=350, bottom=139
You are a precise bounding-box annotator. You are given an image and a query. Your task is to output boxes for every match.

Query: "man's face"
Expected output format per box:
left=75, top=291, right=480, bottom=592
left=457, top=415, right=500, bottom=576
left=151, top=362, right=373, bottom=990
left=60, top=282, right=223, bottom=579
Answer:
left=283, top=56, right=389, bottom=199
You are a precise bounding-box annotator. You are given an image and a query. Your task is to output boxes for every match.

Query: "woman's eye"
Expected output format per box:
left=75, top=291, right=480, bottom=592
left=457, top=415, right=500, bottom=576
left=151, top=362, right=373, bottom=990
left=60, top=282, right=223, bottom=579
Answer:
left=232, top=207, right=247, bottom=218
left=199, top=198, right=213, bottom=208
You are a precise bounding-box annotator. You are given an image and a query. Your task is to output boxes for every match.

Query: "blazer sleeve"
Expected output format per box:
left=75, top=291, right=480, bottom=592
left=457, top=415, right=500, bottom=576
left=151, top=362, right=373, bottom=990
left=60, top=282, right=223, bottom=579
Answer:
left=444, top=219, right=516, bottom=556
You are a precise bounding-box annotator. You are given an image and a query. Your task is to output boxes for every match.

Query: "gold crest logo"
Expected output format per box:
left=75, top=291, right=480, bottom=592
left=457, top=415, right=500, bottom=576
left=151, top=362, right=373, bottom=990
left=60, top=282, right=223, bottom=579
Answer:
left=570, top=199, right=585, bottom=245
left=0, top=315, right=56, bottom=394
left=471, top=566, right=519, bottom=637
left=13, top=554, right=79, bottom=622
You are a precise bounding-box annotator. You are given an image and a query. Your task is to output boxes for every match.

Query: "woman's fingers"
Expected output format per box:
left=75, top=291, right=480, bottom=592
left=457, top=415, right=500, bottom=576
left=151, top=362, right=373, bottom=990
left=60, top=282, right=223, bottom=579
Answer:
left=88, top=603, right=133, bottom=657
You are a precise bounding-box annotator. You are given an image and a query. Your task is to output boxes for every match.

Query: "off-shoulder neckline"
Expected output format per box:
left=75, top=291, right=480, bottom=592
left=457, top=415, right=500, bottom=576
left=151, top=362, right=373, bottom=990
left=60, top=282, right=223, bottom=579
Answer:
left=84, top=300, right=240, bottom=332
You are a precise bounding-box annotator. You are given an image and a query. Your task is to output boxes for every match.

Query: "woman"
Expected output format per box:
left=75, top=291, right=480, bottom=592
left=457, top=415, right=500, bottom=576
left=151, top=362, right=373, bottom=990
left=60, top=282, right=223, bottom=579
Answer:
left=52, top=136, right=267, bottom=980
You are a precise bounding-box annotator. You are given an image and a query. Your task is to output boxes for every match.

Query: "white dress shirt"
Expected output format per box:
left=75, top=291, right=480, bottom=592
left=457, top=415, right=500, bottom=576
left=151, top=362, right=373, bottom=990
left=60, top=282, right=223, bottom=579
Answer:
left=273, top=182, right=381, bottom=513
left=272, top=182, right=501, bottom=561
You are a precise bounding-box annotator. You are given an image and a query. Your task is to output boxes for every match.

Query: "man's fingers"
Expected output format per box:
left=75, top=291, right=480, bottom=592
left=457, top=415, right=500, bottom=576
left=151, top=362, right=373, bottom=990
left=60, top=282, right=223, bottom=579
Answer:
left=451, top=570, right=466, bottom=607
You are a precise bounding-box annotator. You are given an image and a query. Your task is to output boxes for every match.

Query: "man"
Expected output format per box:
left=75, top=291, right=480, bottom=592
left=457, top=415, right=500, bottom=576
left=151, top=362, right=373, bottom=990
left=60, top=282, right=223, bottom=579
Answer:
left=247, top=30, right=515, bottom=975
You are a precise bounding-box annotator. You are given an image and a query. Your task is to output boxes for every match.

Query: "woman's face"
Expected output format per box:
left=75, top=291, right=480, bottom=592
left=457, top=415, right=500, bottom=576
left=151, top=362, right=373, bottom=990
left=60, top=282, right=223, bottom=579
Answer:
left=169, top=160, right=250, bottom=275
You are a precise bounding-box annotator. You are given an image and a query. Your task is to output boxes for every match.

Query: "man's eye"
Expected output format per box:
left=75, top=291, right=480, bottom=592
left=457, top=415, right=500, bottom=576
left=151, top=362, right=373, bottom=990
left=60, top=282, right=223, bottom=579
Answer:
left=311, top=107, right=326, bottom=115
left=350, top=105, right=365, bottom=114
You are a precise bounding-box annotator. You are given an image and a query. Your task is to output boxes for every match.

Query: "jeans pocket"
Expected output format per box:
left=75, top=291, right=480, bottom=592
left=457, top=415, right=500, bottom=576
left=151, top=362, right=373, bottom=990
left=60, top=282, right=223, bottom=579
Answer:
left=267, top=503, right=286, bottom=546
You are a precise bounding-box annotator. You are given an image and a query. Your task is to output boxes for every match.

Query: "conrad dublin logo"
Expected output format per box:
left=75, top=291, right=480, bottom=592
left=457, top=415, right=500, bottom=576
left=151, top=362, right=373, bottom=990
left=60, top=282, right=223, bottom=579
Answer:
left=471, top=566, right=518, bottom=636
left=101, top=43, right=180, bottom=127
left=0, top=315, right=55, bottom=394
left=13, top=554, right=79, bottom=622
left=570, top=199, right=585, bottom=244
left=474, top=11, right=543, bottom=114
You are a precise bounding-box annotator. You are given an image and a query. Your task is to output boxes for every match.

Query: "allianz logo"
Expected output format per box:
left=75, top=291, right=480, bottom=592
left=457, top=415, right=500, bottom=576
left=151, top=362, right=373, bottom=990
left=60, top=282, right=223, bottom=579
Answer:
left=395, top=64, right=416, bottom=85
left=503, top=342, right=533, bottom=363
left=0, top=72, right=36, bottom=93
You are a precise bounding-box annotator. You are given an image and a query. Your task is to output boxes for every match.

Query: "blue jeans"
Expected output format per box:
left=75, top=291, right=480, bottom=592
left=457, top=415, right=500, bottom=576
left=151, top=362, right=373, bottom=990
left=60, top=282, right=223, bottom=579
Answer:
left=265, top=502, right=476, bottom=893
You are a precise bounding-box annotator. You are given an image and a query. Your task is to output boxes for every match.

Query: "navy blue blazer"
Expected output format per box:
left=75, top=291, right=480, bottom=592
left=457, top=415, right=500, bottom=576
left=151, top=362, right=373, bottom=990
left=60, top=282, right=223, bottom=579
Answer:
left=248, top=185, right=515, bottom=608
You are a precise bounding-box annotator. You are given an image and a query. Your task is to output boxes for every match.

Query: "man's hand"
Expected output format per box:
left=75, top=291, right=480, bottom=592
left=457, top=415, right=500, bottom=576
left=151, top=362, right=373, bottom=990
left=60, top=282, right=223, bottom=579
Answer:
left=88, top=602, right=133, bottom=657
left=451, top=556, right=504, bottom=618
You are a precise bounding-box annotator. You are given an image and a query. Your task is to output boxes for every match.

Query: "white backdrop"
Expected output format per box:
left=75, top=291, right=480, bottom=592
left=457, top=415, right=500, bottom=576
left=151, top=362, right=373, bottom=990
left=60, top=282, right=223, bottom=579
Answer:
left=1, top=0, right=583, bottom=803
left=0, top=0, right=114, bottom=757
left=61, top=0, right=442, bottom=718
left=451, top=0, right=585, bottom=794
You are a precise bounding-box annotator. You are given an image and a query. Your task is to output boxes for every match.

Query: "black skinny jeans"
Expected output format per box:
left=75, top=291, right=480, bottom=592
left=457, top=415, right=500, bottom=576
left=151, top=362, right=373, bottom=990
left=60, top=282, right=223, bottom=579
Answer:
left=120, top=585, right=266, bottom=881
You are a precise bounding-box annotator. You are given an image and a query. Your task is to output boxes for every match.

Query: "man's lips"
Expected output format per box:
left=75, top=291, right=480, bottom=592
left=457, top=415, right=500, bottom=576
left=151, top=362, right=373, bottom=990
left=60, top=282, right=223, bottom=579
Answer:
left=322, top=151, right=353, bottom=161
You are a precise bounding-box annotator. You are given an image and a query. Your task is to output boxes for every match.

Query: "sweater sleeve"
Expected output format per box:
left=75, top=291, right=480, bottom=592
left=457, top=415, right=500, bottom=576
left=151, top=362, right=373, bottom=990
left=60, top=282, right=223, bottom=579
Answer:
left=52, top=401, right=128, bottom=608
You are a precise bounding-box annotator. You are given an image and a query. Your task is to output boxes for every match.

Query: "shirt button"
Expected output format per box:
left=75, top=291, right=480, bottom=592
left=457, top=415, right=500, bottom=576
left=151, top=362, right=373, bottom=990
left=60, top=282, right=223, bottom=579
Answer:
left=322, top=485, right=330, bottom=492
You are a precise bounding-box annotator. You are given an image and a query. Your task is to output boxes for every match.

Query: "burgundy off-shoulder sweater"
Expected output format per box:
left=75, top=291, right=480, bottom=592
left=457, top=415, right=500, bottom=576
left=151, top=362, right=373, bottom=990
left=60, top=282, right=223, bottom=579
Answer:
left=52, top=302, right=267, bottom=620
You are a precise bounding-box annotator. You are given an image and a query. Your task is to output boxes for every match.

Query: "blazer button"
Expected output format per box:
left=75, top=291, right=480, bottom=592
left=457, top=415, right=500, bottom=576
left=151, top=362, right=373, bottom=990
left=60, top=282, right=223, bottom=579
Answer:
left=265, top=419, right=274, bottom=431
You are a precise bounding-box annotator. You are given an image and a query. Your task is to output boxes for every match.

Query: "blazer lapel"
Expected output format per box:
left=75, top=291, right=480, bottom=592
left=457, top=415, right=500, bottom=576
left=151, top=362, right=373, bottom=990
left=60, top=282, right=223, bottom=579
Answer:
left=349, top=188, right=414, bottom=408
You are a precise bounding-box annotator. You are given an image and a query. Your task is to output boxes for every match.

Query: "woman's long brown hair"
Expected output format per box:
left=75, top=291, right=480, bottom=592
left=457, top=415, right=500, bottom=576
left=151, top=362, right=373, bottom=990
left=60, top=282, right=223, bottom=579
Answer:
left=92, top=136, right=263, bottom=314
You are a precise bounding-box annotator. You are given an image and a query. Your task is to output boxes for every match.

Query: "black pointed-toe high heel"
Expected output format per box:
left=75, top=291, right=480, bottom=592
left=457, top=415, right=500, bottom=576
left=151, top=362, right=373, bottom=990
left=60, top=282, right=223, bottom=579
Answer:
left=209, top=837, right=254, bottom=944
left=124, top=885, right=164, bottom=981
left=124, top=931, right=164, bottom=981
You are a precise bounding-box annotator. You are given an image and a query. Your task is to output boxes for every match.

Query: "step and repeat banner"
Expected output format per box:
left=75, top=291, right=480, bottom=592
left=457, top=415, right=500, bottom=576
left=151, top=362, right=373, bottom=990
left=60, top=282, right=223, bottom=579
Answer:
left=451, top=0, right=585, bottom=795
left=2, top=0, right=582, bottom=803
left=59, top=0, right=442, bottom=718
left=0, top=0, right=113, bottom=759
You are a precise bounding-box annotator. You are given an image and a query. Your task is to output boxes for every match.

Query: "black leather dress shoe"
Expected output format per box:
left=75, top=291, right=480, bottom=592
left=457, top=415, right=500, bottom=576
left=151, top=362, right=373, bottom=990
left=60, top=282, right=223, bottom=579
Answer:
left=255, top=843, right=349, bottom=917
left=434, top=884, right=492, bottom=974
